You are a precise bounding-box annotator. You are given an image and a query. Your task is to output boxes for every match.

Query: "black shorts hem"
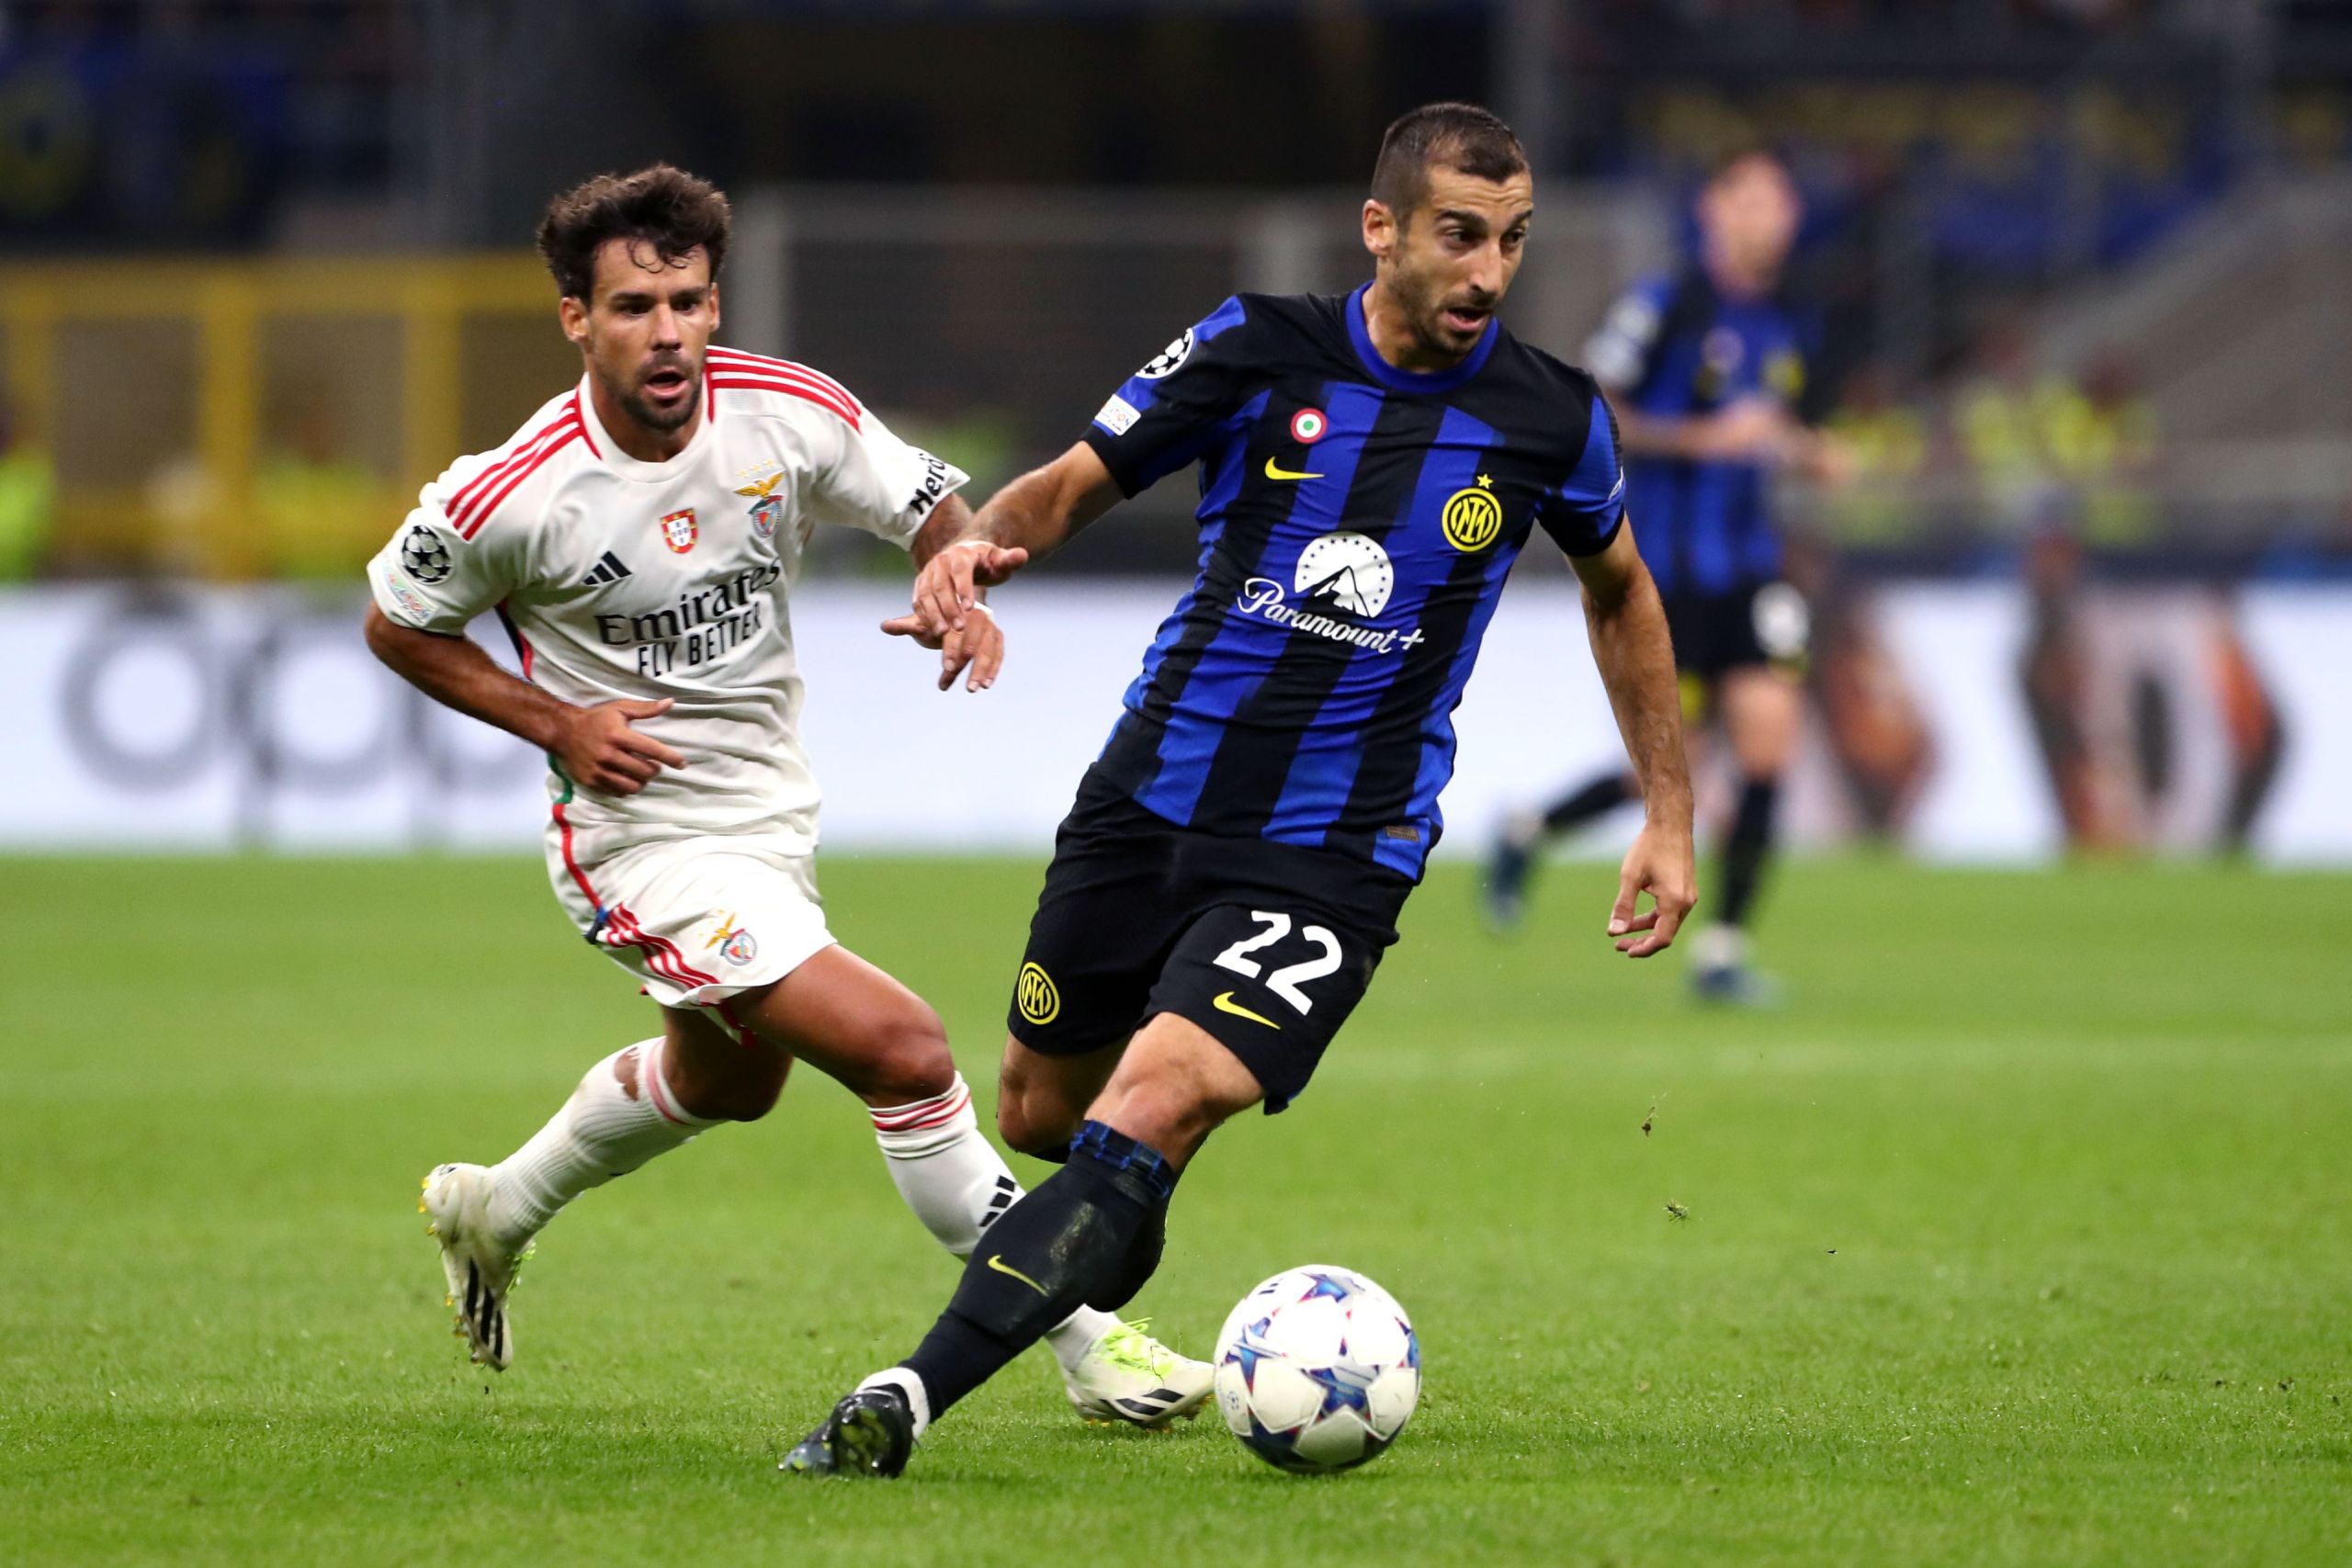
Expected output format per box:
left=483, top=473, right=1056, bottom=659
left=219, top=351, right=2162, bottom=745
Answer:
left=1007, top=772, right=1408, bottom=1111
left=1664, top=580, right=1809, bottom=681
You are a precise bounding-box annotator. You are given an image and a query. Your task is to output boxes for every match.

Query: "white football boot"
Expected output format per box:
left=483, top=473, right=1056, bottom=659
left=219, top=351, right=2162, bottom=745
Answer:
left=1059, top=1319, right=1214, bottom=1427
left=419, top=1163, right=532, bottom=1371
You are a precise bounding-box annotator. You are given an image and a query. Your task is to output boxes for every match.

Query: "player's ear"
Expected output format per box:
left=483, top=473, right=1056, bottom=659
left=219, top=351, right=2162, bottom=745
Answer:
left=707, top=283, right=721, bottom=333
left=1363, top=199, right=1396, bottom=262
left=559, top=293, right=590, bottom=347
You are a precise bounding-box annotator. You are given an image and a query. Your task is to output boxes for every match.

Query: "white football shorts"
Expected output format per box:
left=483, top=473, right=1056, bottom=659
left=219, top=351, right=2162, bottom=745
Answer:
left=546, top=825, right=835, bottom=1010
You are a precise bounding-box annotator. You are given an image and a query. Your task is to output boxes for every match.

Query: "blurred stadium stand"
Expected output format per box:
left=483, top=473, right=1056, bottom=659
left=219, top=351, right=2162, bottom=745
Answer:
left=0, top=0, right=2345, bottom=862
left=0, top=0, right=2345, bottom=581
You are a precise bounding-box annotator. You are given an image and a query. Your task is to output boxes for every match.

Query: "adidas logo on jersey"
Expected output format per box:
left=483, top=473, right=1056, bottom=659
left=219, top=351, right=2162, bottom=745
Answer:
left=581, top=551, right=633, bottom=588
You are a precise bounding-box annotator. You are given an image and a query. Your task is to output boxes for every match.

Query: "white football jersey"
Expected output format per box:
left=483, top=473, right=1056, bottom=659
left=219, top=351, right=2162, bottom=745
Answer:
left=367, top=347, right=967, bottom=854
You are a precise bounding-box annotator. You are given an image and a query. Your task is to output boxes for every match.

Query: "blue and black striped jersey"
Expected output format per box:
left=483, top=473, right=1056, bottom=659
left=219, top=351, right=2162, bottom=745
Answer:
left=1583, top=269, right=1811, bottom=598
left=1079, top=285, right=1625, bottom=881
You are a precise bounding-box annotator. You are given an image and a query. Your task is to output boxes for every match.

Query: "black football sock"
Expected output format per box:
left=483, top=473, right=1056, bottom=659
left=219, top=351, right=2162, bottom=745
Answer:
left=1717, top=775, right=1781, bottom=931
left=901, top=1121, right=1179, bottom=1420
left=1092, top=1190, right=1169, bottom=1314
left=1541, top=773, right=1634, bottom=837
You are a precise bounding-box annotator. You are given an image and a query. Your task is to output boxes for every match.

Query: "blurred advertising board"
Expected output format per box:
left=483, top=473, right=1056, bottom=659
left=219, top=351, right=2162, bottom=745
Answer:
left=0, top=581, right=2343, bottom=863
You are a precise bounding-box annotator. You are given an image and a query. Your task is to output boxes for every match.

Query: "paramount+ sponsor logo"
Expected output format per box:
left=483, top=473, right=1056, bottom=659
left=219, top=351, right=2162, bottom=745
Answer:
left=1229, top=532, right=1428, bottom=655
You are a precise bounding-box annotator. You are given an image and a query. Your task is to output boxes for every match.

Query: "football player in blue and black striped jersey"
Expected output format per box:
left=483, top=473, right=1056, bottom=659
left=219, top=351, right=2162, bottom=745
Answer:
left=1487, top=147, right=1850, bottom=1005
left=786, top=103, right=1696, bottom=1477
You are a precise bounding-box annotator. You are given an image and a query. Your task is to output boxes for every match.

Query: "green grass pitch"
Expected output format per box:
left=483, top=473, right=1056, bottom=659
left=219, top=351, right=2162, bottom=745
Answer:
left=4, top=853, right=2348, bottom=1564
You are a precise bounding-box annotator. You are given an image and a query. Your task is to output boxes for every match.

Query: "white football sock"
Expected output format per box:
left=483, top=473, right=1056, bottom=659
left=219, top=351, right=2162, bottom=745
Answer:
left=868, top=1074, right=1120, bottom=1371
left=485, top=1037, right=716, bottom=1242
left=1694, top=922, right=1749, bottom=973
left=854, top=1367, right=933, bottom=1439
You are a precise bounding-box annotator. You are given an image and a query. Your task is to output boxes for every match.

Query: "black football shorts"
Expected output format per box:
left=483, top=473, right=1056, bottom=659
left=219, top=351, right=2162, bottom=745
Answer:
left=1662, top=579, right=1811, bottom=682
left=1007, top=771, right=1412, bottom=1113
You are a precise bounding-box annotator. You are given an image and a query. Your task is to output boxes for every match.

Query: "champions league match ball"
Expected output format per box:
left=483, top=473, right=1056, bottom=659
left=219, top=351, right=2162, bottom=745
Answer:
left=1213, top=1265, right=1420, bottom=1473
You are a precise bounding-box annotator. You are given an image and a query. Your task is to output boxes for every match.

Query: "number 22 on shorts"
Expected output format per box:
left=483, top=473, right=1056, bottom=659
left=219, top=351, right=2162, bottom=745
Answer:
left=1212, top=910, right=1342, bottom=1013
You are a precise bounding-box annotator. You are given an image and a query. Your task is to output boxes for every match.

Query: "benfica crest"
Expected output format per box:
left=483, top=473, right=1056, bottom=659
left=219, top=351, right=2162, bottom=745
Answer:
left=658, top=508, right=698, bottom=554
left=734, top=470, right=786, bottom=540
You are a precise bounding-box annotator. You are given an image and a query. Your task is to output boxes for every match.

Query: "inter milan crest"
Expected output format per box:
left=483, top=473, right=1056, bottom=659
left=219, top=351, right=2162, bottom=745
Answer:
left=733, top=471, right=786, bottom=541
left=1441, top=475, right=1504, bottom=554
left=1015, top=962, right=1060, bottom=1026
left=658, top=507, right=698, bottom=554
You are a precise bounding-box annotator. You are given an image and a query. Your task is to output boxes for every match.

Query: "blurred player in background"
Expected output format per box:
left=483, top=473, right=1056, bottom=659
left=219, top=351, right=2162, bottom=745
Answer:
left=1486, top=147, right=1848, bottom=1005
left=784, top=103, right=1695, bottom=1477
left=362, top=164, right=1204, bottom=1418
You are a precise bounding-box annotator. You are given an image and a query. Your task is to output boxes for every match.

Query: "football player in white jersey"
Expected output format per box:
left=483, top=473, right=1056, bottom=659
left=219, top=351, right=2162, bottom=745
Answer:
left=363, top=164, right=1209, bottom=1427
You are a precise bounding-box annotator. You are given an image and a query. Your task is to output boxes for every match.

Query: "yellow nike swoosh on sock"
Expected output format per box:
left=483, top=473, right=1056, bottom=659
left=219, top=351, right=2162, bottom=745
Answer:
left=986, top=1254, right=1049, bottom=1296
left=1263, top=457, right=1323, bottom=481
left=1212, top=992, right=1281, bottom=1030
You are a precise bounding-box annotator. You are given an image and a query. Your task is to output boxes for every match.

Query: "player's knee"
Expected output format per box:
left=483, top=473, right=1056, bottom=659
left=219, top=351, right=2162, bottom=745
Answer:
left=996, top=1089, right=1079, bottom=1159
left=669, top=1040, right=791, bottom=1122
left=859, top=1001, right=956, bottom=1105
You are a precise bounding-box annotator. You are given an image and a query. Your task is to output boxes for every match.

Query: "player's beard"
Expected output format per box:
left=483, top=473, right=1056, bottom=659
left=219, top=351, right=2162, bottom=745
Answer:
left=1398, top=265, right=1497, bottom=363
left=615, top=364, right=701, bottom=433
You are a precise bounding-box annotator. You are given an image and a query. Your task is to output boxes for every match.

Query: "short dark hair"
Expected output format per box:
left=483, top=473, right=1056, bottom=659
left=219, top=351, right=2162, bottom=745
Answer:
left=537, top=164, right=731, bottom=303
left=1704, top=141, right=1793, bottom=188
left=1370, top=103, right=1528, bottom=222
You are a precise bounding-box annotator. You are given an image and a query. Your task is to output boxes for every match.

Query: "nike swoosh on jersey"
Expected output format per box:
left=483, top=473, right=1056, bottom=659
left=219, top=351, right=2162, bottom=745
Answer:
left=1212, top=992, right=1282, bottom=1030
left=1263, top=457, right=1324, bottom=482
left=986, top=1254, right=1049, bottom=1296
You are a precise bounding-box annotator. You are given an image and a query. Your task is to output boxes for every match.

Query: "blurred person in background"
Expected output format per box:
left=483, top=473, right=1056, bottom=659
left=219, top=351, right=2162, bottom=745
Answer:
left=1819, top=359, right=1929, bottom=547
left=258, top=395, right=389, bottom=581
left=1487, top=146, right=1848, bottom=1005
left=0, top=396, right=54, bottom=580
left=2017, top=525, right=2119, bottom=848
left=2050, top=350, right=2163, bottom=547
left=1782, top=531, right=1936, bottom=841
left=1955, top=316, right=2079, bottom=537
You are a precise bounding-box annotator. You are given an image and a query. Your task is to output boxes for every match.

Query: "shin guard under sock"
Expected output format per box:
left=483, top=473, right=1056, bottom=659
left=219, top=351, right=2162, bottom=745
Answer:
left=901, top=1121, right=1178, bottom=1419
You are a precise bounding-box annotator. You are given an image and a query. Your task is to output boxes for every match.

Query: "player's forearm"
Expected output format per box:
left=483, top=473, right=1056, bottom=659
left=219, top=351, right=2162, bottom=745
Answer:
left=1611, top=405, right=1708, bottom=462
left=364, top=606, right=578, bottom=753
left=1581, top=563, right=1694, bottom=829
left=965, top=462, right=1086, bottom=562
left=908, top=493, right=977, bottom=571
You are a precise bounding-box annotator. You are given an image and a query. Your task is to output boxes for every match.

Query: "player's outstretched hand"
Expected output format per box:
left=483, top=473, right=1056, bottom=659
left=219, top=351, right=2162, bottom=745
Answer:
left=910, top=539, right=1030, bottom=639
left=1608, top=821, right=1697, bottom=957
left=1800, top=427, right=1861, bottom=489
left=880, top=603, right=1005, bottom=693
left=553, top=697, right=686, bottom=796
